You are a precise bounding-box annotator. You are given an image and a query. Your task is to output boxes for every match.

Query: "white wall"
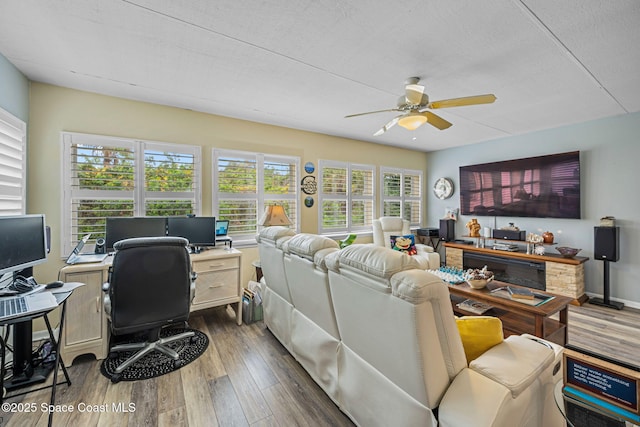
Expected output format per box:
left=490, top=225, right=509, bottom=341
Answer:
left=426, top=112, right=640, bottom=308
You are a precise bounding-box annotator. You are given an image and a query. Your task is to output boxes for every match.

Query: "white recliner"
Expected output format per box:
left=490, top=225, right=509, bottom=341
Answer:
left=325, top=244, right=564, bottom=427
left=283, top=233, right=341, bottom=402
left=372, top=217, right=440, bottom=269
left=255, top=226, right=296, bottom=351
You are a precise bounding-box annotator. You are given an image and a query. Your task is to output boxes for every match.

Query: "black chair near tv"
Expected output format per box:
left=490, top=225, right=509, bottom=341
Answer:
left=102, top=236, right=197, bottom=382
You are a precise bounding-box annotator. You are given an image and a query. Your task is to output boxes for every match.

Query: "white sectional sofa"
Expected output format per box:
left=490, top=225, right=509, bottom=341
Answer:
left=257, top=230, right=565, bottom=427
left=255, top=226, right=296, bottom=351
left=283, top=233, right=341, bottom=402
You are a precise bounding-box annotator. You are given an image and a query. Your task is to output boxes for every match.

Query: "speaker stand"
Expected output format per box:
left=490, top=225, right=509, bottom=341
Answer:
left=590, top=260, right=624, bottom=310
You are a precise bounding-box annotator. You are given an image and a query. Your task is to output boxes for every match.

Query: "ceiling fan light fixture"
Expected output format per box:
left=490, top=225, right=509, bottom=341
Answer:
left=398, top=112, right=427, bottom=130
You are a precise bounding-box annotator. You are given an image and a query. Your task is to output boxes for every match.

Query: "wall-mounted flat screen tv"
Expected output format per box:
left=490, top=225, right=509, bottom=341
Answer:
left=459, top=151, right=580, bottom=219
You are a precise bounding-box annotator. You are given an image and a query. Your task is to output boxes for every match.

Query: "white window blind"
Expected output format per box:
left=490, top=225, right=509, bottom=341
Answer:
left=0, top=108, right=27, bottom=216
left=318, top=160, right=374, bottom=234
left=213, top=149, right=299, bottom=245
left=62, top=132, right=201, bottom=254
left=381, top=167, right=422, bottom=227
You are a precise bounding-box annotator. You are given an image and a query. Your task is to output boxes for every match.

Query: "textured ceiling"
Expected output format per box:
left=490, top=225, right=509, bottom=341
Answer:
left=1, top=0, right=638, bottom=151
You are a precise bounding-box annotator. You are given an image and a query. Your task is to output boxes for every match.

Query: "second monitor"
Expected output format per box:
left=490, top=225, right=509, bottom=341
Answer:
left=105, top=217, right=168, bottom=252
left=167, top=216, right=216, bottom=252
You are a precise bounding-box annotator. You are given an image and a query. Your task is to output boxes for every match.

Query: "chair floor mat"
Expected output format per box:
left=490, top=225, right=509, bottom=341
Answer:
left=100, top=327, right=208, bottom=382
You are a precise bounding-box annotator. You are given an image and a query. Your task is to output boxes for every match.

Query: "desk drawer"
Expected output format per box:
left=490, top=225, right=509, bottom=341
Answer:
left=193, top=256, right=239, bottom=273
left=194, top=269, right=239, bottom=304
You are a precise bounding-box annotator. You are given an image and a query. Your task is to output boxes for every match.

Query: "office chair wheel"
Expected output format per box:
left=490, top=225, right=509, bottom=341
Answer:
left=110, top=373, right=122, bottom=384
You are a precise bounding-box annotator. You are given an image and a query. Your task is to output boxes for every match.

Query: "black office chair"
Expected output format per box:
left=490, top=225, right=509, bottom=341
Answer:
left=102, top=236, right=197, bottom=382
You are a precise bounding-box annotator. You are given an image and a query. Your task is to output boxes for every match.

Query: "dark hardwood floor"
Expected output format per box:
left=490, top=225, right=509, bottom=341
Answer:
left=3, top=302, right=639, bottom=426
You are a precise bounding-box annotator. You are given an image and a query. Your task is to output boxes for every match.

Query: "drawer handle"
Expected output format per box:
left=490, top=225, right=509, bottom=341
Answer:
left=208, top=263, right=226, bottom=268
left=96, top=296, right=100, bottom=312
left=209, top=283, right=225, bottom=288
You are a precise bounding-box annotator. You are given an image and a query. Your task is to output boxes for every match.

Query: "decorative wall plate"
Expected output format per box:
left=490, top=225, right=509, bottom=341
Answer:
left=301, top=175, right=317, bottom=195
left=433, top=177, right=454, bottom=199
left=304, top=196, right=314, bottom=208
left=304, top=162, right=315, bottom=174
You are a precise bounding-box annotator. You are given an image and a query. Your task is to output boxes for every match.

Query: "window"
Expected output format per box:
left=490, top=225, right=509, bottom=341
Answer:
left=318, top=160, right=374, bottom=234
left=380, top=167, right=422, bottom=227
left=213, top=149, right=299, bottom=245
left=0, top=108, right=27, bottom=216
left=62, top=132, right=201, bottom=254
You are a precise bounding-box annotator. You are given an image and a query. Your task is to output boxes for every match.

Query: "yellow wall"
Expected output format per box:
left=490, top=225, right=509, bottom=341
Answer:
left=27, top=82, right=428, bottom=285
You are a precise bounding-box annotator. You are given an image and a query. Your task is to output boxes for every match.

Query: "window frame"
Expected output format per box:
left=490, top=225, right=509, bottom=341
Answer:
left=0, top=107, right=27, bottom=216
left=317, top=160, right=375, bottom=236
left=212, top=148, right=300, bottom=246
left=380, top=166, right=423, bottom=228
left=62, top=132, right=202, bottom=255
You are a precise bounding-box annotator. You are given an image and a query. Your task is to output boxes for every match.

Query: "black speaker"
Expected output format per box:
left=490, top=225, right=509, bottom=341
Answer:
left=594, top=226, right=619, bottom=262
left=95, top=237, right=106, bottom=254
left=439, top=219, right=455, bottom=242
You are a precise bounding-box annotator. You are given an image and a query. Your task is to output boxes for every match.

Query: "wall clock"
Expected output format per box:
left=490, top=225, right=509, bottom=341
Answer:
left=433, top=177, right=454, bottom=199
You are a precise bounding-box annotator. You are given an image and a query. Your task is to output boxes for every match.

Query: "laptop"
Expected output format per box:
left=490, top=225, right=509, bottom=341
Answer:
left=0, top=292, right=59, bottom=321
left=215, top=220, right=229, bottom=237
left=65, top=234, right=108, bottom=265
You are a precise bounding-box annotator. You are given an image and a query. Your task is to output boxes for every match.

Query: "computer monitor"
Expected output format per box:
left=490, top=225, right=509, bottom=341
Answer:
left=0, top=214, right=48, bottom=277
left=0, top=214, right=49, bottom=391
left=105, top=217, right=168, bottom=252
left=167, top=216, right=216, bottom=251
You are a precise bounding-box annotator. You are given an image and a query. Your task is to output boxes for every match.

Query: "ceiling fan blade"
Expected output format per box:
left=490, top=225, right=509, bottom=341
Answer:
left=427, top=94, right=496, bottom=109
left=423, top=111, right=453, bottom=130
left=345, top=108, right=401, bottom=118
left=405, top=84, right=425, bottom=105
left=373, top=116, right=400, bottom=136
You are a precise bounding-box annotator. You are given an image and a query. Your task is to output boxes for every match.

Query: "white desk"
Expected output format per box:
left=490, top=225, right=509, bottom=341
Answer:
left=59, top=247, right=242, bottom=366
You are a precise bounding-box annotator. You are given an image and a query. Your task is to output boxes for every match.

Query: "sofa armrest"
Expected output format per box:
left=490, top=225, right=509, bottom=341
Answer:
left=413, top=246, right=441, bottom=270
left=439, top=368, right=515, bottom=427
left=440, top=335, right=561, bottom=426
left=469, top=335, right=555, bottom=398
left=415, top=243, right=434, bottom=253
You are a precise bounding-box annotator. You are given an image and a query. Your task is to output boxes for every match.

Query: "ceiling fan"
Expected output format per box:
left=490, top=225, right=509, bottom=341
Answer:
left=345, top=77, right=496, bottom=136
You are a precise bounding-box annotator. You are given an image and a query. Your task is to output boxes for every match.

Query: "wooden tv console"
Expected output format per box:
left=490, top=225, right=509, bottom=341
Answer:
left=58, top=248, right=242, bottom=366
left=444, top=242, right=588, bottom=305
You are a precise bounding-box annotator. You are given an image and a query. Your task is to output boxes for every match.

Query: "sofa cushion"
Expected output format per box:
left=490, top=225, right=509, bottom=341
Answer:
left=286, top=233, right=339, bottom=261
left=469, top=335, right=554, bottom=398
left=330, top=244, right=420, bottom=280
left=314, top=247, right=340, bottom=271
left=389, top=269, right=449, bottom=304
left=456, top=316, right=504, bottom=363
left=256, top=226, right=295, bottom=243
